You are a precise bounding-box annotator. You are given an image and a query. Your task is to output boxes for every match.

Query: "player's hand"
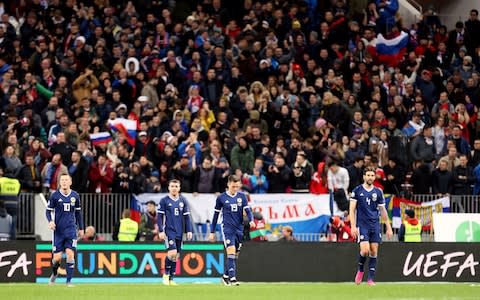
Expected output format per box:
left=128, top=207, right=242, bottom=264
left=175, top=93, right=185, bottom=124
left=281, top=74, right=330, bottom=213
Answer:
left=78, top=230, right=85, bottom=239
left=249, top=221, right=256, bottom=229
left=208, top=233, right=215, bottom=242
left=186, top=232, right=193, bottom=240
left=48, top=221, right=56, bottom=230
left=158, top=232, right=166, bottom=241
left=351, top=227, right=358, bottom=239
left=386, top=227, right=393, bottom=240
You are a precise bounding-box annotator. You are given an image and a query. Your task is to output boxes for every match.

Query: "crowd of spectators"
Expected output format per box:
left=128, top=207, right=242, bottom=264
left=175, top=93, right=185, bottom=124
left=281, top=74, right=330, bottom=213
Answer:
left=0, top=0, right=479, bottom=202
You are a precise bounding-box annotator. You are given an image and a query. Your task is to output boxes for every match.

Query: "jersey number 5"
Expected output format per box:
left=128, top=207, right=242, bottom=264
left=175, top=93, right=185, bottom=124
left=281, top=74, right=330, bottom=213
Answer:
left=63, top=203, right=71, bottom=211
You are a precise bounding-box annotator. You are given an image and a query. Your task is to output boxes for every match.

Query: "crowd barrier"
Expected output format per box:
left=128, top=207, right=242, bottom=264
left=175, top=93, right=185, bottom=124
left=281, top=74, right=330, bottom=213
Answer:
left=15, top=193, right=480, bottom=239
left=1, top=241, right=479, bottom=283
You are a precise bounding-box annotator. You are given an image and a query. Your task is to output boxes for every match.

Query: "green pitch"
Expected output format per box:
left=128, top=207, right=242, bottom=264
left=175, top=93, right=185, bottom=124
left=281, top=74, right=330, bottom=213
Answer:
left=0, top=283, right=478, bottom=300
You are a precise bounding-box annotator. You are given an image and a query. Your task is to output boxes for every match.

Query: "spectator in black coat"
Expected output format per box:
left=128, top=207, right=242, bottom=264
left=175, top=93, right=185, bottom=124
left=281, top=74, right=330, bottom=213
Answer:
left=129, top=162, right=147, bottom=194
left=410, top=160, right=432, bottom=194
left=383, top=158, right=405, bottom=195
left=431, top=159, right=453, bottom=195
left=69, top=151, right=89, bottom=193
left=17, top=153, right=42, bottom=193
left=346, top=157, right=363, bottom=192
left=49, top=132, right=73, bottom=166
left=452, top=154, right=474, bottom=195
left=267, top=154, right=291, bottom=193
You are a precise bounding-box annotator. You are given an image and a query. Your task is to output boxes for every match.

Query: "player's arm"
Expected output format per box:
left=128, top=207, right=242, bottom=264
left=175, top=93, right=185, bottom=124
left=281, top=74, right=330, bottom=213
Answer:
left=378, top=190, right=393, bottom=239
left=209, top=196, right=223, bottom=241
left=183, top=199, right=193, bottom=240
left=157, top=199, right=166, bottom=240
left=349, top=190, right=358, bottom=238
left=243, top=195, right=255, bottom=229
left=75, top=196, right=84, bottom=237
left=46, top=195, right=56, bottom=230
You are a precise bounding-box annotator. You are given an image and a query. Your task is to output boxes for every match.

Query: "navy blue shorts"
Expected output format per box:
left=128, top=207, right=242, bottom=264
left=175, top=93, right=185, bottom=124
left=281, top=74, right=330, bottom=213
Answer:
left=164, top=235, right=182, bottom=252
left=357, top=225, right=382, bottom=244
left=221, top=228, right=243, bottom=251
left=53, top=232, right=77, bottom=253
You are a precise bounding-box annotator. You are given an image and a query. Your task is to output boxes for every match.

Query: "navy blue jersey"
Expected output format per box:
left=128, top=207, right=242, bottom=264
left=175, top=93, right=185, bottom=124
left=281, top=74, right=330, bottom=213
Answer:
left=157, top=195, right=190, bottom=239
left=350, top=185, right=385, bottom=228
left=47, top=190, right=81, bottom=236
left=214, top=192, right=250, bottom=233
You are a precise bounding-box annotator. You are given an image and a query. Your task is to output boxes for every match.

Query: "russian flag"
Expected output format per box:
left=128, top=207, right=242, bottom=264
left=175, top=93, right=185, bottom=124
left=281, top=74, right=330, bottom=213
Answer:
left=375, top=31, right=408, bottom=67
left=108, top=118, right=137, bottom=146
left=130, top=194, right=141, bottom=223
left=89, top=132, right=112, bottom=146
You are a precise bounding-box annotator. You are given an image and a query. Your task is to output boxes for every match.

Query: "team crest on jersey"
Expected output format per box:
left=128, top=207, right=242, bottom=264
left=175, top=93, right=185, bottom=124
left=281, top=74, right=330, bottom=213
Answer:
left=179, top=202, right=184, bottom=210
left=372, top=193, right=377, bottom=202
left=237, top=198, right=242, bottom=206
left=70, top=197, right=76, bottom=204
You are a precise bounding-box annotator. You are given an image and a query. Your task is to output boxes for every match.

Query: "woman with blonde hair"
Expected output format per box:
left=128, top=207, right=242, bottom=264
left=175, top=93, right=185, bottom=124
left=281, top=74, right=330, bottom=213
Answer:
left=451, top=103, right=476, bottom=141
left=198, top=102, right=216, bottom=131
left=249, top=81, right=266, bottom=104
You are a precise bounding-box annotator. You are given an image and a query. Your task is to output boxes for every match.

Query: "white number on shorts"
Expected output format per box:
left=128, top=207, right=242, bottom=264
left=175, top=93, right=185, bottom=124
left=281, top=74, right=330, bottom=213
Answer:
left=231, top=204, right=238, bottom=212
left=174, top=208, right=179, bottom=216
left=63, top=203, right=71, bottom=211
left=72, top=239, right=77, bottom=247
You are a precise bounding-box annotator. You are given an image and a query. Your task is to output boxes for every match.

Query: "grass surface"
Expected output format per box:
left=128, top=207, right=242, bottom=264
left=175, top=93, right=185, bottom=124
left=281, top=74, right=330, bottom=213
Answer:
left=0, top=283, right=479, bottom=300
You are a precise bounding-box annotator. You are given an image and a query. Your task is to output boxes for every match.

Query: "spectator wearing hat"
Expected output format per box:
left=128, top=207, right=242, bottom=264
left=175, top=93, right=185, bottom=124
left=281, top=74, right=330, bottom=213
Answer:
left=398, top=209, right=422, bottom=242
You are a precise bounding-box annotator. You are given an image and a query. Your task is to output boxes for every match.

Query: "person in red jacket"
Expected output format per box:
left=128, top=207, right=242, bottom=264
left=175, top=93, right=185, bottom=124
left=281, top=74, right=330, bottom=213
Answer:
left=310, top=162, right=329, bottom=194
left=88, top=153, right=114, bottom=193
left=330, top=215, right=355, bottom=242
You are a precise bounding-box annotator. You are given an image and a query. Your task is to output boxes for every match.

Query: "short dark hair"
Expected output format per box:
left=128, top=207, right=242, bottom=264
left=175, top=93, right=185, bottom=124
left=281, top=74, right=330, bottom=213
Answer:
left=363, top=167, right=376, bottom=175
left=228, top=175, right=241, bottom=183
left=169, top=179, right=181, bottom=186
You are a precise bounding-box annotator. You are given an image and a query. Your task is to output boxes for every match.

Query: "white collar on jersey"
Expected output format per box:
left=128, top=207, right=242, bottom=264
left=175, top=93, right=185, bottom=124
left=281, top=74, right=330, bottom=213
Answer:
left=59, top=189, right=72, bottom=197
left=226, top=191, right=238, bottom=197
left=169, top=194, right=180, bottom=201
left=362, top=184, right=375, bottom=192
